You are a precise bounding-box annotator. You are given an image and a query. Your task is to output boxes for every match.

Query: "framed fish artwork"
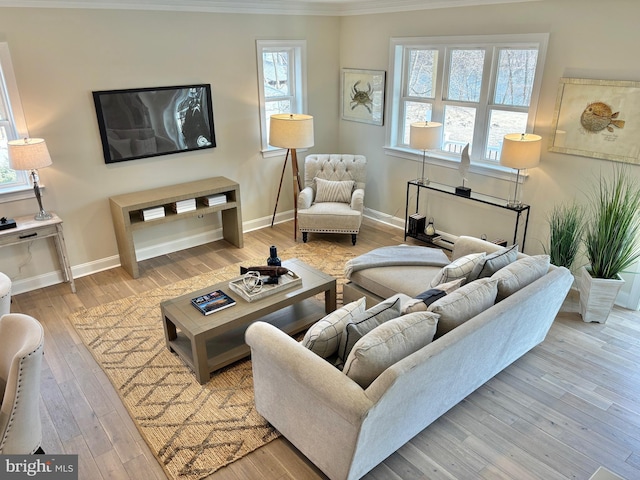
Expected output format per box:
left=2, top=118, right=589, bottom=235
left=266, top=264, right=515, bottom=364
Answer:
left=550, top=77, right=640, bottom=164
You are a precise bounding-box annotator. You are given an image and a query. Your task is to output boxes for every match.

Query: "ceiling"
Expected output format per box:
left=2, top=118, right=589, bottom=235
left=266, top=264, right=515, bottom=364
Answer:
left=0, top=0, right=540, bottom=16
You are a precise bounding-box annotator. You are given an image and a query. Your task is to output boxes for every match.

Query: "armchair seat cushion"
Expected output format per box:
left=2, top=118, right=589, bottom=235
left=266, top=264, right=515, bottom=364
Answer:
left=298, top=202, right=363, bottom=233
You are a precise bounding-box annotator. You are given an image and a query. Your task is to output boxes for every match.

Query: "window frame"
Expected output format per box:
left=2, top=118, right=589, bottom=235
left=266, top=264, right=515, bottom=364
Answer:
left=256, top=39, right=308, bottom=158
left=0, top=42, right=32, bottom=201
left=385, top=33, right=549, bottom=180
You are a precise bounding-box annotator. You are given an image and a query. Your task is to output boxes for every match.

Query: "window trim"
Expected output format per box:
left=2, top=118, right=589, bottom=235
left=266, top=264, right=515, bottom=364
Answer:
left=0, top=42, right=32, bottom=201
left=385, top=33, right=549, bottom=179
left=256, top=39, right=308, bottom=158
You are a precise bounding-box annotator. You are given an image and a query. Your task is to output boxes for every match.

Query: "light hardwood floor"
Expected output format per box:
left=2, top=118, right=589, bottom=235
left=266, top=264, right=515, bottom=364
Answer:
left=10, top=219, right=640, bottom=480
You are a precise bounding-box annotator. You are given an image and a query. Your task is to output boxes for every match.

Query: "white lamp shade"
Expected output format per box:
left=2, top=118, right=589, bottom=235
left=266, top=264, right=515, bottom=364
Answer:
left=8, top=138, right=53, bottom=170
left=269, top=114, right=314, bottom=149
left=500, top=133, right=541, bottom=169
left=410, top=122, right=443, bottom=151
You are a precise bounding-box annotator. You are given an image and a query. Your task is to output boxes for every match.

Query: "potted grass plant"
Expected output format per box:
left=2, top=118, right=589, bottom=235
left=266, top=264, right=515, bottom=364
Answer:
left=579, top=167, right=640, bottom=323
left=545, top=202, right=584, bottom=273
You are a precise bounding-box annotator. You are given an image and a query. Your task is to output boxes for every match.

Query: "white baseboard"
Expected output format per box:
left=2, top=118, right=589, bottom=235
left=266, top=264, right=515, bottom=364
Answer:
left=10, top=208, right=402, bottom=295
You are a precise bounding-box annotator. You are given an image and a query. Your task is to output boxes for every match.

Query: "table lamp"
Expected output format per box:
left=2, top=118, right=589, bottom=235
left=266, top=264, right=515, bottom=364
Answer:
left=8, top=137, right=53, bottom=220
left=410, top=121, right=442, bottom=185
left=499, top=133, right=541, bottom=208
left=268, top=113, right=314, bottom=240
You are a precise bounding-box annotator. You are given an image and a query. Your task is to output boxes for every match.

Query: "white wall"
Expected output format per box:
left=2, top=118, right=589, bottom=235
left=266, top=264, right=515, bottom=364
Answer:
left=0, top=7, right=340, bottom=291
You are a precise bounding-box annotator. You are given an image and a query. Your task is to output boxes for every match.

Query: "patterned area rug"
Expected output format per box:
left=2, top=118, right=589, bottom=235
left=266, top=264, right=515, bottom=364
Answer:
left=69, top=241, right=357, bottom=480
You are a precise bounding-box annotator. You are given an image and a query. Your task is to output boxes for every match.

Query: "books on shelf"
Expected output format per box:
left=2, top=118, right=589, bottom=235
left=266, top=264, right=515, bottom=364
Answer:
left=140, top=206, right=165, bottom=221
left=191, top=289, right=236, bottom=315
left=171, top=198, right=196, bottom=213
left=203, top=194, right=227, bottom=206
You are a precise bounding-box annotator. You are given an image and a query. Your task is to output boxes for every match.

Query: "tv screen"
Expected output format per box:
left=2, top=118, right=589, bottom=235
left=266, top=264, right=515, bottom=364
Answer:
left=93, top=84, right=216, bottom=164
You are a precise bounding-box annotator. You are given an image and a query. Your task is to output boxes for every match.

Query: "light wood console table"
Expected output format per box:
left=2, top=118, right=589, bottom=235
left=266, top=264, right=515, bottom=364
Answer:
left=109, top=177, right=243, bottom=279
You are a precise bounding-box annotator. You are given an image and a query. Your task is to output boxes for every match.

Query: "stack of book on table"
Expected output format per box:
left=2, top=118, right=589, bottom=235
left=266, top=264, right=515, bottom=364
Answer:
left=172, top=198, right=196, bottom=213
left=140, top=206, right=165, bottom=221
left=203, top=194, right=227, bottom=206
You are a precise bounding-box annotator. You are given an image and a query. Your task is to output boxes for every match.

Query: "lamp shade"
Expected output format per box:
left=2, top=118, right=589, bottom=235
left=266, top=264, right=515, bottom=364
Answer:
left=269, top=114, right=314, bottom=149
left=8, top=138, right=53, bottom=170
left=500, top=133, right=541, bottom=169
left=410, top=122, right=443, bottom=151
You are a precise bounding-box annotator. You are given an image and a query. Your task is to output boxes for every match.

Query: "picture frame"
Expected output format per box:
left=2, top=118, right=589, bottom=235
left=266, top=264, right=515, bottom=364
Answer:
left=341, top=68, right=385, bottom=126
left=93, top=84, right=216, bottom=164
left=550, top=78, right=640, bottom=164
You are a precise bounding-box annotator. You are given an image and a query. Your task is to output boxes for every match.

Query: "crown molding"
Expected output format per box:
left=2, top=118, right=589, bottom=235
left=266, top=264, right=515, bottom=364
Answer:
left=0, top=0, right=540, bottom=16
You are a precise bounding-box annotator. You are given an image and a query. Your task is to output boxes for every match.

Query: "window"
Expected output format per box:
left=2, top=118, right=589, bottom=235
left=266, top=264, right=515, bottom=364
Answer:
left=387, top=34, right=548, bottom=172
left=0, top=42, right=30, bottom=198
left=256, top=40, right=307, bottom=156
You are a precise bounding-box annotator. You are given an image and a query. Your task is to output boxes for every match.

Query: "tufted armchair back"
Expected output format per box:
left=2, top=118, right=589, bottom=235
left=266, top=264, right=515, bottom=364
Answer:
left=304, top=154, right=367, bottom=192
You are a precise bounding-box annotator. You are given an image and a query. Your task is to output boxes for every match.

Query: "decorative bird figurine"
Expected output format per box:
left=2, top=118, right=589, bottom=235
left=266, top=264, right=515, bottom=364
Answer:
left=455, top=143, right=472, bottom=197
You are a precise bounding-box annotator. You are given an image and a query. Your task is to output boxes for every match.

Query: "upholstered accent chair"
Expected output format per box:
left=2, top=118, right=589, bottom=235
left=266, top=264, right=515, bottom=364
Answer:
left=298, top=154, right=366, bottom=245
left=0, top=313, right=45, bottom=454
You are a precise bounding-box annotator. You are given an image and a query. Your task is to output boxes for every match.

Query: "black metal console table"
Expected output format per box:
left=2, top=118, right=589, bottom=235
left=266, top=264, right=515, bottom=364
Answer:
left=404, top=179, right=531, bottom=252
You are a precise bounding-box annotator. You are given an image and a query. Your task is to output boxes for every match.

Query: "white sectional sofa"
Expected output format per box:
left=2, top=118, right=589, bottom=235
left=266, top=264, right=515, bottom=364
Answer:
left=245, top=236, right=573, bottom=480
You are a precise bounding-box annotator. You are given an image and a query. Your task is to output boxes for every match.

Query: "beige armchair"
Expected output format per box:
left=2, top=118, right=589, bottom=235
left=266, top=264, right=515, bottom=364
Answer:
left=0, top=313, right=45, bottom=454
left=298, top=154, right=366, bottom=245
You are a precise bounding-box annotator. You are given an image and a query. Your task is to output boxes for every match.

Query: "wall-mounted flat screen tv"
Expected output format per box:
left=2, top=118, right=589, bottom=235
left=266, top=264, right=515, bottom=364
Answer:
left=93, top=84, right=216, bottom=164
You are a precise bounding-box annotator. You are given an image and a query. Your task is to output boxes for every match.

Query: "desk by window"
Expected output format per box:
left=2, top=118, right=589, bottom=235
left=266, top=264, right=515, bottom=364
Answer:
left=404, top=180, right=531, bottom=252
left=0, top=213, right=76, bottom=293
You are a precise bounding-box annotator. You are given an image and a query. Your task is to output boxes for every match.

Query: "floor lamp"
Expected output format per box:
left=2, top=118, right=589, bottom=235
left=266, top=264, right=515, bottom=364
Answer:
left=8, top=137, right=54, bottom=220
left=269, top=113, right=314, bottom=240
left=410, top=121, right=442, bottom=185
left=500, top=133, right=541, bottom=208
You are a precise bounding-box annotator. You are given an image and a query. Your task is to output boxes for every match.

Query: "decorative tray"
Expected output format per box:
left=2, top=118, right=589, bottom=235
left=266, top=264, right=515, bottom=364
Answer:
left=228, top=270, right=302, bottom=302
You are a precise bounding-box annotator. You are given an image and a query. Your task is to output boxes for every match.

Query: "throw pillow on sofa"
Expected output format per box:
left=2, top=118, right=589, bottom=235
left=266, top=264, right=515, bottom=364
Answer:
left=338, top=296, right=402, bottom=363
left=428, top=277, right=498, bottom=338
left=343, top=311, right=439, bottom=389
left=403, top=278, right=465, bottom=313
left=430, top=252, right=486, bottom=288
left=492, top=254, right=550, bottom=301
left=301, top=297, right=366, bottom=358
left=466, top=244, right=518, bottom=282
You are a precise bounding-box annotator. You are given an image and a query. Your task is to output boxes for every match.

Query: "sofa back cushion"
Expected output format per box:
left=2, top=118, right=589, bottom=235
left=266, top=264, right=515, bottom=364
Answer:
left=492, top=255, right=551, bottom=301
left=301, top=297, right=366, bottom=358
left=428, top=277, right=498, bottom=337
left=343, top=311, right=439, bottom=388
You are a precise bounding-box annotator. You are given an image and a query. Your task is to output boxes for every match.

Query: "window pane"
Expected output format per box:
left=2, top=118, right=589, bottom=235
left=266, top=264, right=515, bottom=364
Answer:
left=443, top=105, right=476, bottom=154
left=263, top=51, right=289, bottom=98
left=406, top=49, right=437, bottom=99
left=1, top=125, right=17, bottom=186
left=447, top=49, right=485, bottom=103
left=494, top=49, right=538, bottom=107
left=486, top=109, right=528, bottom=160
left=403, top=101, right=433, bottom=145
left=265, top=100, right=291, bottom=143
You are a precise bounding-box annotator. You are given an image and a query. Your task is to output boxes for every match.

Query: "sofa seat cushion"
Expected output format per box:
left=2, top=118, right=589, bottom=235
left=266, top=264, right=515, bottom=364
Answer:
left=338, top=297, right=402, bottom=362
left=492, top=255, right=551, bottom=301
left=350, top=265, right=443, bottom=299
left=467, top=244, right=518, bottom=282
left=430, top=252, right=486, bottom=287
left=428, top=277, right=498, bottom=337
left=343, top=311, right=439, bottom=388
left=301, top=297, right=366, bottom=358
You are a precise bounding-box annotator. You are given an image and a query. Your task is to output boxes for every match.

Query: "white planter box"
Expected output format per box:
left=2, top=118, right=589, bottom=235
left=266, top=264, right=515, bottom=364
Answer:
left=578, top=266, right=625, bottom=323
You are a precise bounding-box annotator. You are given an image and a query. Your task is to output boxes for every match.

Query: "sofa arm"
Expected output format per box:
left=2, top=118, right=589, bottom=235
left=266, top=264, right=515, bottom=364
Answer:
left=298, top=186, right=314, bottom=210
left=350, top=188, right=365, bottom=213
left=246, top=321, right=372, bottom=422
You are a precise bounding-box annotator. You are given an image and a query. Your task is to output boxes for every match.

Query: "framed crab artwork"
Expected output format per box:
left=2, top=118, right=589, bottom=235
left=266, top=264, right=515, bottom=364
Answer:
left=341, top=68, right=386, bottom=126
left=550, top=77, right=640, bottom=164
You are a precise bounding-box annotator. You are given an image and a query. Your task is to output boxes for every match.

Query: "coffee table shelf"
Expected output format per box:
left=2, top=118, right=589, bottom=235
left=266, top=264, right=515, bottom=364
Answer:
left=160, top=258, right=336, bottom=384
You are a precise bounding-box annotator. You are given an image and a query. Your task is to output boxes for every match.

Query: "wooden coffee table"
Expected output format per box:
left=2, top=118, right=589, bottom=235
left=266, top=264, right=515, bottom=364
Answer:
left=161, top=258, right=337, bottom=384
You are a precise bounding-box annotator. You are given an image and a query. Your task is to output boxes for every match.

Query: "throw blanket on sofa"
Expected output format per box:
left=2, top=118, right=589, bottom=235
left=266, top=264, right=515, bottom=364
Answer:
left=344, top=245, right=450, bottom=279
